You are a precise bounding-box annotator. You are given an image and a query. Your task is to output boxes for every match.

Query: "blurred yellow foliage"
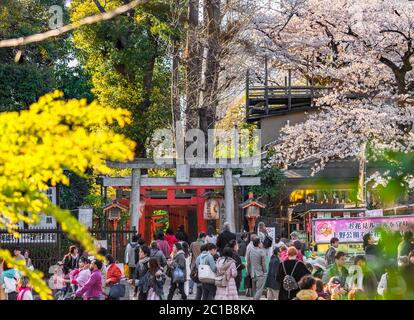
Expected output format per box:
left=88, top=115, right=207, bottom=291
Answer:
left=0, top=91, right=135, bottom=299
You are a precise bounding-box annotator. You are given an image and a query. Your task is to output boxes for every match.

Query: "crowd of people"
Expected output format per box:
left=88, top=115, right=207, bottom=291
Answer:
left=2, top=223, right=414, bottom=301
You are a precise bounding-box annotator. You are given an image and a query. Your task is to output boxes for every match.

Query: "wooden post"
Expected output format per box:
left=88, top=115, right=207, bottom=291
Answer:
left=130, top=168, right=141, bottom=233
left=224, top=168, right=235, bottom=232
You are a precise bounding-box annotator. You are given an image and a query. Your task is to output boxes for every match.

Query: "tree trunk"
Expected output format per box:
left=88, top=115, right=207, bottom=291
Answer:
left=185, top=0, right=202, bottom=132
left=199, top=0, right=221, bottom=135
left=171, top=39, right=181, bottom=126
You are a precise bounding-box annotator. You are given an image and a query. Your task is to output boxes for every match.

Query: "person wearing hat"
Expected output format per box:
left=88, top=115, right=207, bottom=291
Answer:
left=311, top=258, right=327, bottom=279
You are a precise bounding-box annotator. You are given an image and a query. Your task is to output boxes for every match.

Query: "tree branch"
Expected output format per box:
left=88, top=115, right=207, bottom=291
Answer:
left=93, top=0, right=107, bottom=13
left=0, top=0, right=149, bottom=48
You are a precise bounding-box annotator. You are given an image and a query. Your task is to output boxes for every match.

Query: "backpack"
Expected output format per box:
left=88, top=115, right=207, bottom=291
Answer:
left=281, top=261, right=299, bottom=292
left=263, top=235, right=273, bottom=249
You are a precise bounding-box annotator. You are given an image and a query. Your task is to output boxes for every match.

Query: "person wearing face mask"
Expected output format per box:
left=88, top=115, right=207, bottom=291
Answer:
left=75, top=259, right=103, bottom=300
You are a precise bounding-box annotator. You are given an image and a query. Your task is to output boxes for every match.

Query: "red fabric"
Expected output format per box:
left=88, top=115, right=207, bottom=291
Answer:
left=164, top=234, right=178, bottom=253
left=106, top=263, right=122, bottom=285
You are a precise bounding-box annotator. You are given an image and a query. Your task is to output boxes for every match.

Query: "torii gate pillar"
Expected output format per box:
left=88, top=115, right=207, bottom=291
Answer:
left=130, top=168, right=140, bottom=233
left=224, top=168, right=235, bottom=232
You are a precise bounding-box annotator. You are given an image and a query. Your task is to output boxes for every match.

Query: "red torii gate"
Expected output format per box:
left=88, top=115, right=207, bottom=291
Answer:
left=117, top=185, right=221, bottom=242
left=104, top=158, right=261, bottom=242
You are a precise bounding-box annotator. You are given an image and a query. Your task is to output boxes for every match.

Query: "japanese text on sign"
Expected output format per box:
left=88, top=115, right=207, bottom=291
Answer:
left=314, top=216, right=414, bottom=243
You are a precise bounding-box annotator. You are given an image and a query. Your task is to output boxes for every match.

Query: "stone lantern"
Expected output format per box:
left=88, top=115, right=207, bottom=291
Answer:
left=241, top=192, right=266, bottom=233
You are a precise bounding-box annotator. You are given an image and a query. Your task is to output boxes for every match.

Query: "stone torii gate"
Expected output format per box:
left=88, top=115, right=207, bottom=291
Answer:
left=105, top=158, right=261, bottom=233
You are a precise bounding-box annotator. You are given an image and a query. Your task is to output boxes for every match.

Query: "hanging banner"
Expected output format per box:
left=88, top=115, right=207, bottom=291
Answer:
left=314, top=215, right=414, bottom=243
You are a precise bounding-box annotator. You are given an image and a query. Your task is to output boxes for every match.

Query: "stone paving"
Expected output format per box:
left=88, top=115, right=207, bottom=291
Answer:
left=127, top=277, right=259, bottom=300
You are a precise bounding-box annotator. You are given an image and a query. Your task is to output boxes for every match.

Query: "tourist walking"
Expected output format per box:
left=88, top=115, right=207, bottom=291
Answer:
left=147, top=258, right=166, bottom=300
left=62, top=245, right=80, bottom=276
left=69, top=256, right=91, bottom=294
left=265, top=247, right=281, bottom=300
left=182, top=241, right=192, bottom=296
left=189, top=232, right=206, bottom=293
left=165, top=228, right=178, bottom=253
left=16, top=276, right=33, bottom=300
left=353, top=255, right=378, bottom=300
left=325, top=238, right=339, bottom=267
left=125, top=234, right=140, bottom=279
left=75, top=259, right=103, bottom=300
left=150, top=241, right=167, bottom=268
left=215, top=247, right=239, bottom=300
left=194, top=244, right=209, bottom=300
left=238, top=232, right=249, bottom=257
left=0, top=261, right=20, bottom=300
left=104, top=254, right=123, bottom=300
left=205, top=225, right=217, bottom=245
left=199, top=243, right=218, bottom=300
left=276, top=247, right=311, bottom=300
left=323, top=251, right=349, bottom=287
left=13, top=247, right=25, bottom=263
left=167, top=242, right=187, bottom=300
left=216, top=222, right=236, bottom=255
left=23, top=249, right=33, bottom=270
left=156, top=231, right=171, bottom=258
left=226, top=240, right=245, bottom=292
left=135, top=245, right=151, bottom=300
left=257, top=222, right=273, bottom=256
left=247, top=238, right=267, bottom=300
left=176, top=224, right=189, bottom=244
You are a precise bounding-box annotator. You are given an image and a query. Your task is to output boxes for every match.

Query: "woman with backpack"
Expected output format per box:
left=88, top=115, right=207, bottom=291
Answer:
left=215, top=247, right=239, bottom=300
left=147, top=258, right=166, bottom=300
left=276, top=247, right=311, bottom=300
left=166, top=242, right=187, bottom=300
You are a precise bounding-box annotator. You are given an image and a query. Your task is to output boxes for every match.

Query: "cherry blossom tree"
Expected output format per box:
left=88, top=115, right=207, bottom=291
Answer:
left=251, top=0, right=414, bottom=185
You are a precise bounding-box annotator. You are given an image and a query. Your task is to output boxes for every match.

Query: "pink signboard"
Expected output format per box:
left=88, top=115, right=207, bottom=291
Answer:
left=313, top=215, right=414, bottom=243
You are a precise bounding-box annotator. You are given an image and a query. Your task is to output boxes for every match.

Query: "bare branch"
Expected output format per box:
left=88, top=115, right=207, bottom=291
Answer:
left=0, top=0, right=149, bottom=48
